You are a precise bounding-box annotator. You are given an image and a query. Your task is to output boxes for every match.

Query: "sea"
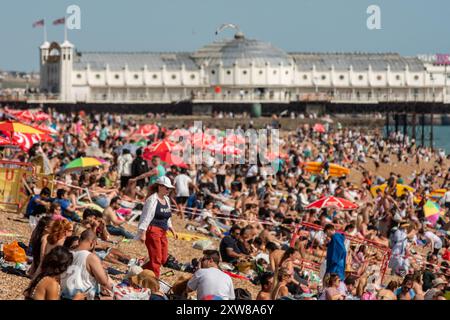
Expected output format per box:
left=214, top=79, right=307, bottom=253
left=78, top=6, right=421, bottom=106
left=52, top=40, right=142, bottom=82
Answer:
left=384, top=125, right=450, bottom=154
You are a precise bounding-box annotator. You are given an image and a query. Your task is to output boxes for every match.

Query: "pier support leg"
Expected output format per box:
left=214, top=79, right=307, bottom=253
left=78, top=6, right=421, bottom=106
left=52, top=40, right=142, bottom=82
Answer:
left=421, top=112, right=425, bottom=148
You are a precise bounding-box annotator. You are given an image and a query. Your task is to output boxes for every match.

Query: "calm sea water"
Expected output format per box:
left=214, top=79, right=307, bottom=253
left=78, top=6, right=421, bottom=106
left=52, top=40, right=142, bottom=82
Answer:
left=384, top=125, right=450, bottom=154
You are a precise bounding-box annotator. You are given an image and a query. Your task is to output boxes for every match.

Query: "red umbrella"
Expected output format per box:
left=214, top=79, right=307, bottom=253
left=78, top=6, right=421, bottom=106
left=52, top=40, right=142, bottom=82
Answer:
left=306, top=196, right=358, bottom=210
left=207, top=143, right=242, bottom=155
left=34, top=111, right=51, bottom=121
left=16, top=110, right=36, bottom=122
left=225, top=134, right=246, bottom=145
left=0, top=135, right=12, bottom=146
left=3, top=107, right=21, bottom=116
left=313, top=123, right=326, bottom=133
left=168, top=129, right=191, bottom=142
left=132, top=124, right=159, bottom=137
left=146, top=139, right=182, bottom=154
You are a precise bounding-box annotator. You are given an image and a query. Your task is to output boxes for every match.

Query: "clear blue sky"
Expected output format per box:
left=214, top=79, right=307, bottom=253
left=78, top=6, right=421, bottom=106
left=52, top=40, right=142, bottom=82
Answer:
left=1, top=0, right=449, bottom=72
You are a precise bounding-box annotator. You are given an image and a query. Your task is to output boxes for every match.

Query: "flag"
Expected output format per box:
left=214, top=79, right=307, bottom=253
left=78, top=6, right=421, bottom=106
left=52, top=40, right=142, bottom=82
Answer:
left=53, top=17, right=66, bottom=26
left=33, top=19, right=45, bottom=28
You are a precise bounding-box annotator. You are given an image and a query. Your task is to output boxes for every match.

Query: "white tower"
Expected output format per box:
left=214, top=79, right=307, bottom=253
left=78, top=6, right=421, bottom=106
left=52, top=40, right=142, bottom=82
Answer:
left=39, top=41, right=50, bottom=93
left=60, top=40, right=74, bottom=102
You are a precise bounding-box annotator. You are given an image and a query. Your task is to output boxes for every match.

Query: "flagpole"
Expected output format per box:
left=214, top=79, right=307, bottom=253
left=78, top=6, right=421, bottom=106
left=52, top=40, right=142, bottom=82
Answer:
left=44, top=24, right=47, bottom=43
left=64, top=19, right=67, bottom=42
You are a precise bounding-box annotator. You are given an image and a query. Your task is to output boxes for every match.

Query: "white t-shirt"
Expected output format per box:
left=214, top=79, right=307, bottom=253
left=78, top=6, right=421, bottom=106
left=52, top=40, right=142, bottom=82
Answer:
left=174, top=174, right=192, bottom=197
left=424, top=231, right=443, bottom=249
left=187, top=267, right=235, bottom=300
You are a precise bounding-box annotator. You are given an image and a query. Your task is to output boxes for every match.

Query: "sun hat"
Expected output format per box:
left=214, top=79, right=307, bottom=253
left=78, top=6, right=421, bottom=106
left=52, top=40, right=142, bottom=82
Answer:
left=156, top=176, right=175, bottom=189
left=432, top=278, right=447, bottom=287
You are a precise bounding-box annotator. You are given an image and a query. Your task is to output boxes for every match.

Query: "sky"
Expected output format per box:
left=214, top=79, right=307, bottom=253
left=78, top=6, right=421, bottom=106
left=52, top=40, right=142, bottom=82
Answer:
left=0, top=0, right=449, bottom=72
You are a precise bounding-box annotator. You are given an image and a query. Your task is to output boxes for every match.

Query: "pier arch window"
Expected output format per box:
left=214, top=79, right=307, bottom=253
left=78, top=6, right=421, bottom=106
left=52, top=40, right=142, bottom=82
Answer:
left=115, top=74, right=120, bottom=79
left=171, top=75, right=177, bottom=80
left=377, top=75, right=382, bottom=81
left=321, top=75, right=326, bottom=80
left=396, top=75, right=401, bottom=80
left=414, top=75, right=419, bottom=80
left=259, top=70, right=264, bottom=75
left=95, top=74, right=101, bottom=79
left=190, top=74, right=196, bottom=80
left=152, top=74, right=158, bottom=80
left=134, top=74, right=139, bottom=80
left=77, top=74, right=82, bottom=79
left=303, top=75, right=308, bottom=80
left=339, top=75, right=345, bottom=80
left=226, top=70, right=231, bottom=75
left=358, top=75, right=364, bottom=80
left=211, top=70, right=216, bottom=75
left=243, top=70, right=248, bottom=75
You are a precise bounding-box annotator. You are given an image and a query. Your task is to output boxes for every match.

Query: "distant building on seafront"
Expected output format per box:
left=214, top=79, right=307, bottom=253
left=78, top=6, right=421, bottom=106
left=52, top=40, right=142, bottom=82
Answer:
left=35, top=31, right=450, bottom=106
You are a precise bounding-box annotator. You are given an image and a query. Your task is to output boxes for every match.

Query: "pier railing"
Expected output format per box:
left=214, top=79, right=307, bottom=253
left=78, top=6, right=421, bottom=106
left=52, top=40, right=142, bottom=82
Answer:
left=5, top=91, right=447, bottom=104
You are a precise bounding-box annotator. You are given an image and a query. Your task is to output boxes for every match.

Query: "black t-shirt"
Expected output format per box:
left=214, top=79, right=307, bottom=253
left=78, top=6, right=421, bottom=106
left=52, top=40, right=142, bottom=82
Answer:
left=422, top=269, right=436, bottom=291
left=219, top=235, right=242, bottom=263
left=131, top=156, right=149, bottom=178
left=236, top=240, right=250, bottom=255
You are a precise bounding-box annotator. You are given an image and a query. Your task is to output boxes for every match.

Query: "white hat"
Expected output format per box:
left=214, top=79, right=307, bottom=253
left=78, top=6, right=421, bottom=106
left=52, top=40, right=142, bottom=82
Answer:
left=156, top=176, right=175, bottom=189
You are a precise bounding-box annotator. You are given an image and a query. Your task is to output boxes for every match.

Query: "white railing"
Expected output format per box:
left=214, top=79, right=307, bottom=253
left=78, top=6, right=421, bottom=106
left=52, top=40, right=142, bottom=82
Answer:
left=5, top=90, right=448, bottom=104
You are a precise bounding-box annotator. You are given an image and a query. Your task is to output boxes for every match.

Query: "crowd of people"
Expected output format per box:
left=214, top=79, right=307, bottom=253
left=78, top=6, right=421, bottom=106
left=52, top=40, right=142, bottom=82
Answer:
left=0, top=107, right=449, bottom=300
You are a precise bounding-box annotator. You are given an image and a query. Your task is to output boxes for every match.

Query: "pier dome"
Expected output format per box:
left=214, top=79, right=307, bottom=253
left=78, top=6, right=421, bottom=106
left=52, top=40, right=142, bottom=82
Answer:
left=192, top=32, right=293, bottom=68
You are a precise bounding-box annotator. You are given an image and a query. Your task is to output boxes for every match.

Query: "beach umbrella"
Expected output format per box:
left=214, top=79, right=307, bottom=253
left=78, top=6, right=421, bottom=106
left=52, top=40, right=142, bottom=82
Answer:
left=134, top=139, right=147, bottom=147
left=146, top=139, right=182, bottom=154
left=427, top=189, right=447, bottom=200
left=15, top=110, right=36, bottom=122
left=0, top=121, right=46, bottom=135
left=206, top=143, right=242, bottom=156
left=313, top=123, right=326, bottom=133
left=370, top=184, right=415, bottom=198
left=64, top=157, right=106, bottom=171
left=3, top=107, right=21, bottom=116
left=168, top=129, right=191, bottom=142
left=424, top=200, right=444, bottom=227
left=132, top=124, right=159, bottom=137
left=225, top=134, right=246, bottom=145
left=0, top=135, right=12, bottom=146
left=34, top=111, right=51, bottom=122
left=306, top=196, right=358, bottom=210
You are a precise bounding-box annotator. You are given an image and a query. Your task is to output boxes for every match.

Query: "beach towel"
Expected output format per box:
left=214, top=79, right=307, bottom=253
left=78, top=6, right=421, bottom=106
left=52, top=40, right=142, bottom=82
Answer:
left=325, top=233, right=347, bottom=280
